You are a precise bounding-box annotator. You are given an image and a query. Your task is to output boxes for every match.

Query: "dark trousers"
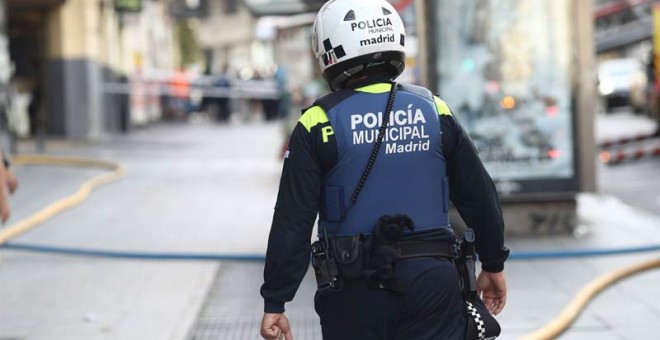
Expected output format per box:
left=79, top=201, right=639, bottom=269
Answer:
left=314, top=257, right=467, bottom=340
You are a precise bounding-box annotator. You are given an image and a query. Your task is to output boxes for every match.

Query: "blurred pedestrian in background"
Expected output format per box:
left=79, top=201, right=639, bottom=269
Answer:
left=260, top=65, right=280, bottom=121
left=207, top=64, right=232, bottom=123
left=167, top=68, right=192, bottom=120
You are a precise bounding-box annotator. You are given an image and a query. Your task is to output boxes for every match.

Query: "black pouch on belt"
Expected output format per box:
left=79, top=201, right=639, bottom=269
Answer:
left=363, top=214, right=415, bottom=284
left=331, top=234, right=364, bottom=280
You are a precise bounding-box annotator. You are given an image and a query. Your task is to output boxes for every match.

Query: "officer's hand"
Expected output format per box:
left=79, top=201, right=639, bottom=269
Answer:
left=260, top=312, right=293, bottom=340
left=476, top=270, right=507, bottom=315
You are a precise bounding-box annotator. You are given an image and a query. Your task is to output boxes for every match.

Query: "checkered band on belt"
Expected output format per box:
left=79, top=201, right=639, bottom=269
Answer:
left=466, top=301, right=486, bottom=340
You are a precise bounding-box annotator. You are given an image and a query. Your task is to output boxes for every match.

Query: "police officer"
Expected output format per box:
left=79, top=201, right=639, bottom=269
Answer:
left=260, top=0, right=509, bottom=339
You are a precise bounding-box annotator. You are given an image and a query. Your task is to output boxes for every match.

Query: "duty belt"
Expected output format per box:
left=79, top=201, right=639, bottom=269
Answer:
left=397, top=240, right=455, bottom=259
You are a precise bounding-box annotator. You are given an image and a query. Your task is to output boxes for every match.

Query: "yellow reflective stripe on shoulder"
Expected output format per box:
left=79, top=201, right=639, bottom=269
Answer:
left=299, top=106, right=329, bottom=132
left=356, top=83, right=392, bottom=93
left=434, top=96, right=452, bottom=116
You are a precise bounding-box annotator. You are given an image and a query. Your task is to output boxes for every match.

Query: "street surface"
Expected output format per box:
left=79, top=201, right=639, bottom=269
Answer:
left=0, top=120, right=284, bottom=340
left=596, top=110, right=660, bottom=216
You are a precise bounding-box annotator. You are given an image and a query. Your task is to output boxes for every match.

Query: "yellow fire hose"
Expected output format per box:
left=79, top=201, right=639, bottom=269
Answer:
left=521, top=256, right=660, bottom=339
left=0, top=154, right=658, bottom=339
left=0, top=154, right=124, bottom=245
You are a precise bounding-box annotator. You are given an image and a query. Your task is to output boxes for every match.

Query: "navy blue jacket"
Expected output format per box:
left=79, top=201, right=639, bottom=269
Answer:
left=261, top=81, right=509, bottom=313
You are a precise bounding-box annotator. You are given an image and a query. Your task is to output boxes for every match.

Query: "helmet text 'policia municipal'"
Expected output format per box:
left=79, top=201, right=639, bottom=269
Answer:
left=312, top=0, right=406, bottom=90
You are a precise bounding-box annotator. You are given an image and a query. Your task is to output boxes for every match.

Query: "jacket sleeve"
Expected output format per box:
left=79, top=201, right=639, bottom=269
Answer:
left=440, top=112, right=510, bottom=273
left=260, top=121, right=322, bottom=313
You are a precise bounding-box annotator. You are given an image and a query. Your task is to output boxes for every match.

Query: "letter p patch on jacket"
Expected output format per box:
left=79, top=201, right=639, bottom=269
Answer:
left=322, top=126, right=334, bottom=143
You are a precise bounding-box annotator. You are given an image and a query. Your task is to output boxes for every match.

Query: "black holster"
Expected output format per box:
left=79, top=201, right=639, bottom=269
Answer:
left=455, top=229, right=478, bottom=299
left=455, top=228, right=502, bottom=340
left=311, top=239, right=341, bottom=293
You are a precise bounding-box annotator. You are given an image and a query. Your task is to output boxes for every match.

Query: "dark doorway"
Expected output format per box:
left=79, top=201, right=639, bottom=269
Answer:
left=6, top=5, right=48, bottom=138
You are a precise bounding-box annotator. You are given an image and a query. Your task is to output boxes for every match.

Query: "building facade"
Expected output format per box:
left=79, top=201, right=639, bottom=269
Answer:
left=594, top=0, right=653, bottom=59
left=197, top=0, right=255, bottom=75
left=2, top=0, right=177, bottom=141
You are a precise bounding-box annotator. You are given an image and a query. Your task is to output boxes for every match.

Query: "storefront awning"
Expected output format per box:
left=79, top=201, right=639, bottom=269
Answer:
left=243, top=0, right=416, bottom=17
left=243, top=0, right=326, bottom=16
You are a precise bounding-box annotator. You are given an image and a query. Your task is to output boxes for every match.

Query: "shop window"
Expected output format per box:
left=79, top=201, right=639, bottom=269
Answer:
left=434, top=0, right=576, bottom=182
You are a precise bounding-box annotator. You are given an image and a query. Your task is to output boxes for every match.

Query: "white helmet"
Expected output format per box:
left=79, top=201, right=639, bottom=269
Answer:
left=312, top=0, right=406, bottom=90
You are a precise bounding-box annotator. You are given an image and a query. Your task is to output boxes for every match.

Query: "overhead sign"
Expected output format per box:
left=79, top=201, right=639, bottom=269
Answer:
left=114, top=0, right=142, bottom=13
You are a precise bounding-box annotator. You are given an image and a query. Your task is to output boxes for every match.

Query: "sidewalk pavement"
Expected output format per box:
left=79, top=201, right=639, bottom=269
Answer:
left=0, top=113, right=658, bottom=340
